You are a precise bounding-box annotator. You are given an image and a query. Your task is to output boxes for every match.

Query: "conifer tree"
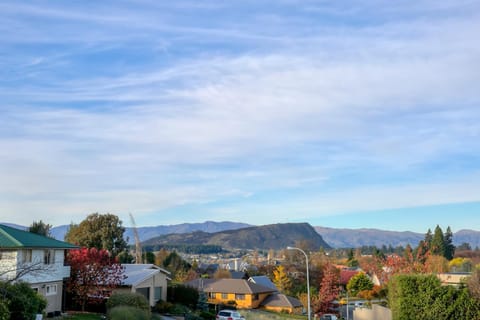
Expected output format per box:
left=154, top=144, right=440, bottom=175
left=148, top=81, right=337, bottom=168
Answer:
left=444, top=226, right=455, bottom=260
left=431, top=225, right=446, bottom=257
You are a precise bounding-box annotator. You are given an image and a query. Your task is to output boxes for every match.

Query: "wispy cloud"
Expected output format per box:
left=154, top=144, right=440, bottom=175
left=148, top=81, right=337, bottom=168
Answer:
left=1, top=1, right=479, bottom=228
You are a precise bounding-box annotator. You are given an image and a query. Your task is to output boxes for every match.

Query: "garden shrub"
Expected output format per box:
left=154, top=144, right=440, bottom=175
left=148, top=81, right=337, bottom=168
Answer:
left=106, top=292, right=150, bottom=313
left=107, top=305, right=150, bottom=320
left=0, top=300, right=9, bottom=320
left=0, top=281, right=47, bottom=320
left=154, top=300, right=174, bottom=313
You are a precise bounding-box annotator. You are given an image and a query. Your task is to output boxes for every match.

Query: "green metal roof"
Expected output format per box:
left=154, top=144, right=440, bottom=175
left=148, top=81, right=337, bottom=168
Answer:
left=0, top=224, right=78, bottom=249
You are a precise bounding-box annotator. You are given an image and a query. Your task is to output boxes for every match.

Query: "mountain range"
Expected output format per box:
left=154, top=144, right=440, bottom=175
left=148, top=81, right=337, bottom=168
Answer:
left=3, top=221, right=480, bottom=249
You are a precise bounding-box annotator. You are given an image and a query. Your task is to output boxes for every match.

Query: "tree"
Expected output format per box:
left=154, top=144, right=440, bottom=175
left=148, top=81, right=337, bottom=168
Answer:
left=28, top=220, right=53, bottom=237
left=314, top=263, right=340, bottom=314
left=347, top=273, right=373, bottom=297
left=424, top=255, right=449, bottom=273
left=444, top=226, right=455, bottom=260
left=213, top=268, right=232, bottom=280
left=430, top=225, right=445, bottom=257
left=67, top=247, right=125, bottom=311
left=65, top=213, right=127, bottom=256
left=424, top=228, right=433, bottom=247
left=272, top=265, right=292, bottom=295
left=467, top=267, right=480, bottom=301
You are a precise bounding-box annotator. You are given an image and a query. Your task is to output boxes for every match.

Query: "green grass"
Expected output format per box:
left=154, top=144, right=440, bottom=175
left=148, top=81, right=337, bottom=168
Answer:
left=62, top=313, right=104, bottom=320
left=62, top=312, right=165, bottom=320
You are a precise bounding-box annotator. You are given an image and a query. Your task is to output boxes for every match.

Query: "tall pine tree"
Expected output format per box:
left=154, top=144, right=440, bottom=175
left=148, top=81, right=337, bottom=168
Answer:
left=444, top=226, right=455, bottom=260
left=431, top=225, right=445, bottom=257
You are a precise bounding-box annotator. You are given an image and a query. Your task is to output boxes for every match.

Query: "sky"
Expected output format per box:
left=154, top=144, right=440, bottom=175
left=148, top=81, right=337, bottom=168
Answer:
left=1, top=1, right=480, bottom=233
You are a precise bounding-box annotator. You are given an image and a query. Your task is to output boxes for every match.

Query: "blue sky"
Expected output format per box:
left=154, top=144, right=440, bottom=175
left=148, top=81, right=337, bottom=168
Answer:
left=1, top=1, right=480, bottom=232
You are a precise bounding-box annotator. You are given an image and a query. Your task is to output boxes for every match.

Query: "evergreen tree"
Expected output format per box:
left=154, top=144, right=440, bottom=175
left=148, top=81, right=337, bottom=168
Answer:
left=444, top=226, right=455, bottom=260
left=424, top=229, right=433, bottom=247
left=28, top=220, right=52, bottom=237
left=431, top=225, right=445, bottom=257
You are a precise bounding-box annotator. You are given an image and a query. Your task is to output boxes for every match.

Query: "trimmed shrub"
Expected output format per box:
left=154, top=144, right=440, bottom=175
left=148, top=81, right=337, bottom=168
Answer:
left=107, top=305, right=150, bottom=320
left=106, top=292, right=150, bottom=314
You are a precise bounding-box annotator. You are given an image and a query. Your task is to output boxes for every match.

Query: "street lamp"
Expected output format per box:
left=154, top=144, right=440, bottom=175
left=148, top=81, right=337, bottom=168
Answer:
left=287, top=246, right=311, bottom=320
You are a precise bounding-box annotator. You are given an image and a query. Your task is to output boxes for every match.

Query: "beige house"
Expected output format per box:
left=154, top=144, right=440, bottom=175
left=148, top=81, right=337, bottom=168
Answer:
left=437, top=272, right=471, bottom=287
left=0, top=224, right=78, bottom=315
left=114, top=264, right=170, bottom=306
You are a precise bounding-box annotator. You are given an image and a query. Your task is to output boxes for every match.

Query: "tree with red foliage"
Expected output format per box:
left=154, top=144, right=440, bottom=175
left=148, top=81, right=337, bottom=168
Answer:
left=314, top=263, right=340, bottom=314
left=67, top=247, right=125, bottom=311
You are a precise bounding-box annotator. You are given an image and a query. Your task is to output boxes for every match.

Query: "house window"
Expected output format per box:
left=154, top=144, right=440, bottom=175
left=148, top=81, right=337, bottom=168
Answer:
left=44, top=250, right=55, bottom=265
left=235, top=294, right=245, bottom=300
left=22, top=250, right=32, bottom=263
left=221, top=293, right=228, bottom=299
left=46, top=284, right=57, bottom=296
left=209, top=292, right=216, bottom=299
left=253, top=293, right=259, bottom=301
left=154, top=287, right=162, bottom=302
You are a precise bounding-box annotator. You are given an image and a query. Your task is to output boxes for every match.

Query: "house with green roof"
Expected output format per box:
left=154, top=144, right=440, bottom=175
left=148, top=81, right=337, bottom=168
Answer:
left=0, top=224, right=78, bottom=316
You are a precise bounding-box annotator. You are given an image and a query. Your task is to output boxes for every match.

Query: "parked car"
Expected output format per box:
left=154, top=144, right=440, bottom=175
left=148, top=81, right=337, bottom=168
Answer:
left=216, top=309, right=245, bottom=320
left=320, top=314, right=338, bottom=320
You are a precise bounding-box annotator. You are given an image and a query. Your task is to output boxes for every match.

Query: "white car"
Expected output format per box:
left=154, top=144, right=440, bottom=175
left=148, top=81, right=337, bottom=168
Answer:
left=216, top=309, right=245, bottom=320
left=320, top=314, right=338, bottom=320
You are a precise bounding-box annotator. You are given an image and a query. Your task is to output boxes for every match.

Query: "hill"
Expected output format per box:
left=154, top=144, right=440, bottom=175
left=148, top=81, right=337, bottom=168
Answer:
left=316, top=227, right=480, bottom=248
left=48, top=220, right=251, bottom=243
left=142, top=222, right=331, bottom=250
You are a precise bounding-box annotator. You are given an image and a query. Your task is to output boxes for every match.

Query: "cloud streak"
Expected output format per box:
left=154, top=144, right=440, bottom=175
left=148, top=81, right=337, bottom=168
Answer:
left=1, top=1, right=480, bottom=229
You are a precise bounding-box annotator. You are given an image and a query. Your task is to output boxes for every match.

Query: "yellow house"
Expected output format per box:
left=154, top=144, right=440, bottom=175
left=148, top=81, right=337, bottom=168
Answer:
left=203, top=279, right=277, bottom=309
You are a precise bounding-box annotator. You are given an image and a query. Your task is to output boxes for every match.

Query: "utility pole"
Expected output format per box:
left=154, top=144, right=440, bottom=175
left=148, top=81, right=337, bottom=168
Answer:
left=129, top=213, right=142, bottom=264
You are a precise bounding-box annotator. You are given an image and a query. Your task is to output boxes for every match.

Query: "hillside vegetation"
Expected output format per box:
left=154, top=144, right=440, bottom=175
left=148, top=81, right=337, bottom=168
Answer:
left=141, top=222, right=331, bottom=250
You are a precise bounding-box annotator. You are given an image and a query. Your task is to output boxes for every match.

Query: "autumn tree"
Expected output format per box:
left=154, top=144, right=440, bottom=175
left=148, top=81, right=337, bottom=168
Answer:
left=273, top=265, right=293, bottom=295
left=28, top=220, right=52, bottom=237
left=65, top=213, right=127, bottom=256
left=314, top=263, right=340, bottom=314
left=424, top=255, right=449, bottom=273
left=67, top=247, right=125, bottom=311
left=155, top=248, right=169, bottom=266
left=213, top=268, right=232, bottom=280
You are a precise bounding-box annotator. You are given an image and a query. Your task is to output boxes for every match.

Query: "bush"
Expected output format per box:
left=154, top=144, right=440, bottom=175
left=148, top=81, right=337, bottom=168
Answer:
left=107, top=305, right=150, bottom=320
left=154, top=300, right=174, bottom=313
left=106, top=292, right=150, bottom=314
left=0, top=300, right=9, bottom=320
left=0, top=281, right=47, bottom=320
left=168, top=285, right=199, bottom=308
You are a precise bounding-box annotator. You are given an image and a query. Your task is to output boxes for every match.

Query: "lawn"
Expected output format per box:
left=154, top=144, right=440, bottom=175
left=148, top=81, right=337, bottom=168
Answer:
left=62, top=313, right=104, bottom=320
left=62, top=312, right=165, bottom=320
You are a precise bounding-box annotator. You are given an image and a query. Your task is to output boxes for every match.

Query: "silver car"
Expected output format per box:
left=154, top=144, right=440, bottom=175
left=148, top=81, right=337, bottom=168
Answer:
left=216, top=310, right=245, bottom=320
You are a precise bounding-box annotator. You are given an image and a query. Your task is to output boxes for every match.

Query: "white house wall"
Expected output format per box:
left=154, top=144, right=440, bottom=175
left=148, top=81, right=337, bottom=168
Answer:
left=20, top=249, right=70, bottom=284
left=0, top=250, right=17, bottom=280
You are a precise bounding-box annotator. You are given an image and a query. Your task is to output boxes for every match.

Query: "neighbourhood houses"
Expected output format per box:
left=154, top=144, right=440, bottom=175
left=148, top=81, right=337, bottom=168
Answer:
left=0, top=224, right=78, bottom=315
